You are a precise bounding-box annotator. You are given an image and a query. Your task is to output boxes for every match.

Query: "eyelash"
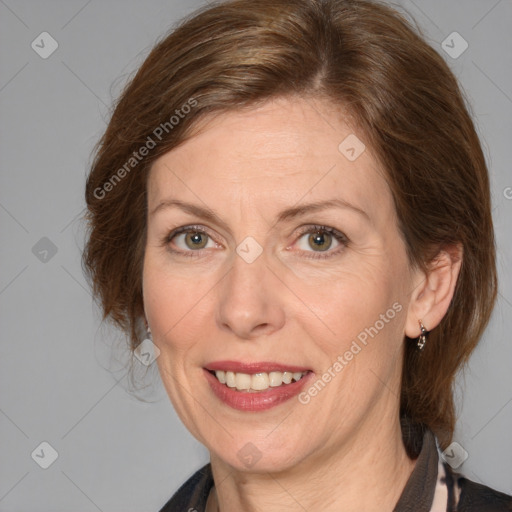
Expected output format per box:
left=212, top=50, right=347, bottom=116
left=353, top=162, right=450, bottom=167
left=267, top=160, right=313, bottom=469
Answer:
left=294, top=224, right=348, bottom=260
left=162, top=225, right=214, bottom=258
left=162, top=224, right=349, bottom=260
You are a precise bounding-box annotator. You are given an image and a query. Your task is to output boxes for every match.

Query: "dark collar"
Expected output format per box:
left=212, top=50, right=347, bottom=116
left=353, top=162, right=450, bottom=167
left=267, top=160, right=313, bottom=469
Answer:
left=393, top=428, right=439, bottom=511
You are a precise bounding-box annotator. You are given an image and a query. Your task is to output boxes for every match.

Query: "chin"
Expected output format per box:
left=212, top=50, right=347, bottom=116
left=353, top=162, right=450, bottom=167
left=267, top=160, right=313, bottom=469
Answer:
left=206, top=427, right=310, bottom=474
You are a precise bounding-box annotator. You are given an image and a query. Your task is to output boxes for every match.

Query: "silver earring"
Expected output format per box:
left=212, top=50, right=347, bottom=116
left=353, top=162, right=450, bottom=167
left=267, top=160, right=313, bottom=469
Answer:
left=142, top=319, right=152, bottom=341
left=417, top=320, right=428, bottom=351
left=135, top=324, right=159, bottom=366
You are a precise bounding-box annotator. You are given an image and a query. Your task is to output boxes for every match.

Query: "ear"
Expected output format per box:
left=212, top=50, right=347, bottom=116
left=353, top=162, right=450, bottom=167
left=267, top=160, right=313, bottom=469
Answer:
left=405, top=244, right=463, bottom=338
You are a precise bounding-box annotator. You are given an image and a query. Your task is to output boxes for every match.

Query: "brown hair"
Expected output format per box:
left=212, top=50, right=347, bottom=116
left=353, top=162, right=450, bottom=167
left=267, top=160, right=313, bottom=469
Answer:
left=83, top=0, right=497, bottom=449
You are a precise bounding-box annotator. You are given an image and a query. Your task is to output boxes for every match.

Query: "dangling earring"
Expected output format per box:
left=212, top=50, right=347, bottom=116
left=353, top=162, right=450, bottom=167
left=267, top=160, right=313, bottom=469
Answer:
left=134, top=322, right=160, bottom=366
left=417, top=320, right=428, bottom=351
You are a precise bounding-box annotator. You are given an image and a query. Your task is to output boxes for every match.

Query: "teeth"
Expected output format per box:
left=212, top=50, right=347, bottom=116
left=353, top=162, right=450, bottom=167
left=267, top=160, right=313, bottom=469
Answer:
left=213, top=370, right=308, bottom=392
left=226, top=371, right=236, bottom=388
left=251, top=373, right=269, bottom=390
left=235, top=372, right=251, bottom=390
left=269, top=371, right=283, bottom=387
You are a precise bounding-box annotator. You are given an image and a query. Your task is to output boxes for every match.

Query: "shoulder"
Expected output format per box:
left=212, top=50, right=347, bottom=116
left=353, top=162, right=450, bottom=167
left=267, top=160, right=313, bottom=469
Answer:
left=443, top=462, right=512, bottom=511
left=158, top=463, right=213, bottom=512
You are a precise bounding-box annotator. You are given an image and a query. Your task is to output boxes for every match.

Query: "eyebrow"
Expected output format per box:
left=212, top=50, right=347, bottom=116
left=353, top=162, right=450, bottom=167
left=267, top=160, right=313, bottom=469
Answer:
left=150, top=198, right=369, bottom=226
left=275, top=199, right=369, bottom=223
left=150, top=199, right=230, bottom=232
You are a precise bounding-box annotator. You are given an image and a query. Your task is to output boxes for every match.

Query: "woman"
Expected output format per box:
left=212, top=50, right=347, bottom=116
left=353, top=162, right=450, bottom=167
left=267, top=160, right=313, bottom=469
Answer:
left=83, top=0, right=512, bottom=510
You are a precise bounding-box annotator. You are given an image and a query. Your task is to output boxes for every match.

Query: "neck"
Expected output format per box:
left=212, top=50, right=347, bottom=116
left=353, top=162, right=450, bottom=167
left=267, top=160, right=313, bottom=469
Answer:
left=207, top=414, right=417, bottom=512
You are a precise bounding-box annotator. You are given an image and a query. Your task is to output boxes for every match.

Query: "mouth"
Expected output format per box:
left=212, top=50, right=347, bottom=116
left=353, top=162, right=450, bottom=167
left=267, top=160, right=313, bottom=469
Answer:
left=203, top=361, right=314, bottom=411
left=206, top=369, right=310, bottom=392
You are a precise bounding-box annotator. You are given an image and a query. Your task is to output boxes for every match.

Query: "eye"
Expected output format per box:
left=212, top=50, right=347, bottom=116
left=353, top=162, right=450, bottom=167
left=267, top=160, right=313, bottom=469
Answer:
left=299, top=231, right=336, bottom=252
left=165, top=226, right=218, bottom=253
left=294, top=225, right=348, bottom=258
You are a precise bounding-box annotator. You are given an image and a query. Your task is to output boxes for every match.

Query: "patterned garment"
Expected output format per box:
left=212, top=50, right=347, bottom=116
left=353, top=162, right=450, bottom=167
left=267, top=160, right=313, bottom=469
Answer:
left=432, top=459, right=512, bottom=512
left=159, top=428, right=512, bottom=511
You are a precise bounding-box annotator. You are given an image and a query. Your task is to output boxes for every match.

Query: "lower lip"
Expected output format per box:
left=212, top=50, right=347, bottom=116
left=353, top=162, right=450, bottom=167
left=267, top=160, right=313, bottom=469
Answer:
left=203, top=369, right=313, bottom=412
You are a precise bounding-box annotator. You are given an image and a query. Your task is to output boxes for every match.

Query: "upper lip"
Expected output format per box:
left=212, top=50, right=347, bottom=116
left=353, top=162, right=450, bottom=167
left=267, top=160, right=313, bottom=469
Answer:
left=204, top=360, right=311, bottom=373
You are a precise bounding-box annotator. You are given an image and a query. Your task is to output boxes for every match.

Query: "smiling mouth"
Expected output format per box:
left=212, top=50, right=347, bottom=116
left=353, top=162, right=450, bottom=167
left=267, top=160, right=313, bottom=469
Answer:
left=207, top=369, right=311, bottom=392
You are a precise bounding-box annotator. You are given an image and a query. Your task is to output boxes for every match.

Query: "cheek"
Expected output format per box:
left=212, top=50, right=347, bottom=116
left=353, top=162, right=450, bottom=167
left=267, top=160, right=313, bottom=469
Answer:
left=291, top=266, right=407, bottom=411
left=287, top=257, right=403, bottom=351
left=142, top=252, right=215, bottom=352
left=142, top=253, right=217, bottom=440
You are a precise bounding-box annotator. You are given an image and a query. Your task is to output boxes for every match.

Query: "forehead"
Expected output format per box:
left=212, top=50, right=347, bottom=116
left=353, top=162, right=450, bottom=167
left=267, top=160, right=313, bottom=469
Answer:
left=148, top=97, right=393, bottom=221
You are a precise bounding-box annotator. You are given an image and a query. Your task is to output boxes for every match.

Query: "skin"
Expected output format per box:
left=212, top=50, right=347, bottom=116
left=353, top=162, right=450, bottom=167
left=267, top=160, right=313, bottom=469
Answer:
left=142, top=96, right=461, bottom=511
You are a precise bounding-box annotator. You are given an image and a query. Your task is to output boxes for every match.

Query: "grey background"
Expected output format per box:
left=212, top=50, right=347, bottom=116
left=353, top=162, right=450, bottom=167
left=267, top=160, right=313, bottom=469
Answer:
left=0, top=1, right=511, bottom=510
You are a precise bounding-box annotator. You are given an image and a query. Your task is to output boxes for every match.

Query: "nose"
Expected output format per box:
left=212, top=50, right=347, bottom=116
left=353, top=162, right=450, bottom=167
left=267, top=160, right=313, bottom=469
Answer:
left=215, top=250, right=286, bottom=340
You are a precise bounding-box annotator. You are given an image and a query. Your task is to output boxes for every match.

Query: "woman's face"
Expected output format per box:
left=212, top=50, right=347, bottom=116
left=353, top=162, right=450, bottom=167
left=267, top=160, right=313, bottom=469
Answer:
left=143, top=97, right=418, bottom=472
